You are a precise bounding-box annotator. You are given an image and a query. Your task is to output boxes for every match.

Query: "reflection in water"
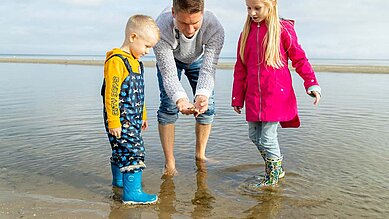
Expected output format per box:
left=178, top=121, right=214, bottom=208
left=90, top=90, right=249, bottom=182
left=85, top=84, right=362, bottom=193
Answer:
left=157, top=175, right=177, bottom=219
left=243, top=189, right=283, bottom=219
left=108, top=204, right=142, bottom=219
left=191, top=160, right=216, bottom=219
left=108, top=186, right=143, bottom=219
left=111, top=187, right=122, bottom=202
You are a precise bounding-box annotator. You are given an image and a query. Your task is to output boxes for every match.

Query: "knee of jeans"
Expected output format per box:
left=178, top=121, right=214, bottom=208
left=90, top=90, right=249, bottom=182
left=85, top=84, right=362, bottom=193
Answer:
left=208, top=95, right=215, bottom=113
left=157, top=110, right=178, bottom=125
left=260, top=137, right=278, bottom=148
left=249, top=132, right=261, bottom=146
left=159, top=93, right=178, bottom=112
left=195, top=113, right=214, bottom=124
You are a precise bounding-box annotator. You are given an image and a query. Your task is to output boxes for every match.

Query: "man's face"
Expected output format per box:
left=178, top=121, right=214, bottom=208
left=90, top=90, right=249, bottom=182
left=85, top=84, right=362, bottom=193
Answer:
left=172, top=9, right=203, bottom=38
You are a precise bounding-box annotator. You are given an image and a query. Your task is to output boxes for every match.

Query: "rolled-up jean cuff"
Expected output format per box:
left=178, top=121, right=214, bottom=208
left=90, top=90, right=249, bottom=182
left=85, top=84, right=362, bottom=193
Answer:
left=157, top=110, right=214, bottom=125
left=157, top=110, right=179, bottom=125
left=195, top=114, right=214, bottom=124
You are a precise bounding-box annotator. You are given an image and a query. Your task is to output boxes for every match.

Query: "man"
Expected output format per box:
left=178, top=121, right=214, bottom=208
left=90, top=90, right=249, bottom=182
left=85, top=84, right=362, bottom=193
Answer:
left=154, top=0, right=225, bottom=175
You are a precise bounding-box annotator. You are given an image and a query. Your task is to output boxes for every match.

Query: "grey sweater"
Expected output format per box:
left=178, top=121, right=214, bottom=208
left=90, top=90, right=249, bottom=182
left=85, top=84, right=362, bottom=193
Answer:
left=153, top=9, right=225, bottom=103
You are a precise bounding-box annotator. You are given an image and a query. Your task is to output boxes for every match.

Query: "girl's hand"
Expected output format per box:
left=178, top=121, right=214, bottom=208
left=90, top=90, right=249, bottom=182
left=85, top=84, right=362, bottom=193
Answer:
left=142, top=120, right=148, bottom=130
left=308, top=91, right=321, bottom=106
left=109, top=127, right=122, bottom=138
left=233, top=106, right=242, bottom=114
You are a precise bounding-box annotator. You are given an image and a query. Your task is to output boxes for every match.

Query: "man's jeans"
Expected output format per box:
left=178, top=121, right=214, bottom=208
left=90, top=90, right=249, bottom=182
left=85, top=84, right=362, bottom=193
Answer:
left=157, top=58, right=215, bottom=125
left=248, top=122, right=281, bottom=159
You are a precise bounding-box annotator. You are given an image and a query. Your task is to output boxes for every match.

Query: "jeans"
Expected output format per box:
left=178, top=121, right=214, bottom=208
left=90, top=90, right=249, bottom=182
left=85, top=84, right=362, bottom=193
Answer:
left=157, top=58, right=215, bottom=125
left=248, top=122, right=281, bottom=159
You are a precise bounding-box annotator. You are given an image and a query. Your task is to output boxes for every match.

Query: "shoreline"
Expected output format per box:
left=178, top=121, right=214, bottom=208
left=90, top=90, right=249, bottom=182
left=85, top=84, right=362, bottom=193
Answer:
left=1, top=57, right=389, bottom=73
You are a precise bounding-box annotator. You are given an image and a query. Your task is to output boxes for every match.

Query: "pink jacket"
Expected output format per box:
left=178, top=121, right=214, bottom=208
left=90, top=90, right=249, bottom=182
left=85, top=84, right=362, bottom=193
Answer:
left=231, top=19, right=319, bottom=128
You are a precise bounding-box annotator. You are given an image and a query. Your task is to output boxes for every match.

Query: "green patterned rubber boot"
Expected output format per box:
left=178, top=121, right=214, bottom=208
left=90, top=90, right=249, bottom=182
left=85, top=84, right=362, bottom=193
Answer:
left=257, top=157, right=283, bottom=187
left=278, top=157, right=285, bottom=179
left=259, top=151, right=285, bottom=179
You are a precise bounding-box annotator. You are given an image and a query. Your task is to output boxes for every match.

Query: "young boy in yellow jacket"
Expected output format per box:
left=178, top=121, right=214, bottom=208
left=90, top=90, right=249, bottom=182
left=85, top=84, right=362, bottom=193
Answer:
left=101, top=14, right=160, bottom=205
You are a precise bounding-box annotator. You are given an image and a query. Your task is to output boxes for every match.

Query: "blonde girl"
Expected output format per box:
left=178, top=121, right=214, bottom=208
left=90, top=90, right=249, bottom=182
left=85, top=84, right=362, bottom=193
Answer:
left=232, top=0, right=321, bottom=187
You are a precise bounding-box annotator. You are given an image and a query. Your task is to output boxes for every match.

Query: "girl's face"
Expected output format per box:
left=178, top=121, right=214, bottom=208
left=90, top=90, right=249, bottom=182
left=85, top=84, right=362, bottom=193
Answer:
left=245, top=0, right=270, bottom=23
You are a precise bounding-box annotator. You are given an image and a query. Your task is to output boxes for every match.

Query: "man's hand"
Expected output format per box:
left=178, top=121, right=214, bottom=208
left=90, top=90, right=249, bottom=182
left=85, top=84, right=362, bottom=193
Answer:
left=176, top=98, right=198, bottom=115
left=308, top=91, right=321, bottom=106
left=194, top=95, right=209, bottom=114
left=109, top=127, right=122, bottom=138
left=142, top=120, right=148, bottom=130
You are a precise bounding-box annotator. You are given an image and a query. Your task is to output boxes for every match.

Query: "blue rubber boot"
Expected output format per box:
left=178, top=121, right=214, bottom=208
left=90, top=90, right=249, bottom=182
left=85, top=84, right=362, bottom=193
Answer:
left=122, top=171, right=158, bottom=205
left=111, top=164, right=123, bottom=188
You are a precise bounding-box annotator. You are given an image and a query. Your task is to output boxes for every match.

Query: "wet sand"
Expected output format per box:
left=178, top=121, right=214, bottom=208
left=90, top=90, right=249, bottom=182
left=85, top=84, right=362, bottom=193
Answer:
left=1, top=57, right=389, bottom=73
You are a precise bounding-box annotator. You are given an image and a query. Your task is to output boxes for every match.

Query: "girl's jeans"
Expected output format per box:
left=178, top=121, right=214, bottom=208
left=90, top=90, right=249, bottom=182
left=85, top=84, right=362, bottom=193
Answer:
left=248, top=122, right=281, bottom=159
left=156, top=58, right=215, bottom=125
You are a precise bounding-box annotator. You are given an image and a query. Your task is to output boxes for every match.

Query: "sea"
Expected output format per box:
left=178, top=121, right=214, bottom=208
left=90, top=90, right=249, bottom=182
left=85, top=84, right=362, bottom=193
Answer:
left=0, top=55, right=388, bottom=218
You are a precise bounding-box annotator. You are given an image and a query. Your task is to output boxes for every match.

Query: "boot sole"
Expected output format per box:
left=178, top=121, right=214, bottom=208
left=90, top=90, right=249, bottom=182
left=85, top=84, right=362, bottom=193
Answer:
left=123, top=197, right=158, bottom=205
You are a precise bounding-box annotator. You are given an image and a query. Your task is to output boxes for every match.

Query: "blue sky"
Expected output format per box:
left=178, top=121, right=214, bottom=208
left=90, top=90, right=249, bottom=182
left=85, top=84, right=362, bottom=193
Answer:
left=1, top=0, right=388, bottom=59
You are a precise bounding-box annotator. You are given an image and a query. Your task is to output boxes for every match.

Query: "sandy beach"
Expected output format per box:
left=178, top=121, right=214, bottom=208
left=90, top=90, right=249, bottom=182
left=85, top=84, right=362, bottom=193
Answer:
left=1, top=57, right=389, bottom=73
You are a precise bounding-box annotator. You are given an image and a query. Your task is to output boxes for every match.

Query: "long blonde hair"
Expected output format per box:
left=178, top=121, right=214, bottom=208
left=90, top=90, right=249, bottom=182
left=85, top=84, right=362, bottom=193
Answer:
left=239, top=0, right=284, bottom=68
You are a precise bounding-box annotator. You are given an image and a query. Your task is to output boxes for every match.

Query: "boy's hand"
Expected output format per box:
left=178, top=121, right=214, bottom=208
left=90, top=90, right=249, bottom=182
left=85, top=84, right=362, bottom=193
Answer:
left=109, top=127, right=122, bottom=138
left=194, top=95, right=209, bottom=114
left=142, top=120, right=148, bottom=130
left=233, top=106, right=242, bottom=114
left=308, top=91, right=321, bottom=106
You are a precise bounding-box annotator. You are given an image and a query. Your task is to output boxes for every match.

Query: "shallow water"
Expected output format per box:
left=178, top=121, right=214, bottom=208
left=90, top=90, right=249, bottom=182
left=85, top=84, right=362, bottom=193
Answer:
left=0, top=63, right=388, bottom=218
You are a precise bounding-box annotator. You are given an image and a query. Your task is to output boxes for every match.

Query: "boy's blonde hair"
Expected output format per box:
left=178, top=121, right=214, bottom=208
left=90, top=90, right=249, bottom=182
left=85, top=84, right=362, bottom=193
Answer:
left=125, top=14, right=160, bottom=40
left=239, top=0, right=284, bottom=68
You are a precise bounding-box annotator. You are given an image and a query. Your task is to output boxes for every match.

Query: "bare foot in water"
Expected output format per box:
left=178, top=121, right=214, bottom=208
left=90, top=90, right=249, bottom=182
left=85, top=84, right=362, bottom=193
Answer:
left=195, top=156, right=219, bottom=164
left=162, top=165, right=178, bottom=176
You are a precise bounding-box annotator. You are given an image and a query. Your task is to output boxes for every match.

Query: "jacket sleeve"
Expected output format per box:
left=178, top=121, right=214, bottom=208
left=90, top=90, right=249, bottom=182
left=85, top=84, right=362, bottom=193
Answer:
left=282, top=20, right=319, bottom=90
left=142, top=104, right=147, bottom=121
left=231, top=34, right=247, bottom=107
left=104, top=57, right=124, bottom=129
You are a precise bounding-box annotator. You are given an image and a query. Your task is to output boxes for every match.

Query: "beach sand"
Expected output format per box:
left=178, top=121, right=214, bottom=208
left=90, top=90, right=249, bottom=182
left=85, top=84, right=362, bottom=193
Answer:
left=1, top=57, right=389, bottom=73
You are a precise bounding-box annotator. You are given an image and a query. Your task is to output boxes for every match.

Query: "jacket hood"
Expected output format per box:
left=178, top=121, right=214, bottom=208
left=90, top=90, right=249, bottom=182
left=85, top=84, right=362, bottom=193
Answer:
left=105, top=48, right=135, bottom=61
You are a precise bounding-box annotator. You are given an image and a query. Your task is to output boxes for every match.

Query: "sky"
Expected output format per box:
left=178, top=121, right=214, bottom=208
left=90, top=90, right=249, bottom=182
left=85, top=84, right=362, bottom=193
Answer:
left=1, top=0, right=388, bottom=60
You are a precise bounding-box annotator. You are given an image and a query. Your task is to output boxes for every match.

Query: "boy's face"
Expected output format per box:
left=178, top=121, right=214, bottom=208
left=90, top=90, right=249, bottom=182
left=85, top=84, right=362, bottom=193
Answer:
left=172, top=9, right=203, bottom=38
left=129, top=31, right=158, bottom=59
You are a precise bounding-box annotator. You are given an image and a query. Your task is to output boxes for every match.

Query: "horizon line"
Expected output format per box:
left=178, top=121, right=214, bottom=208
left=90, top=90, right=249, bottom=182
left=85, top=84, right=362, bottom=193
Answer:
left=1, top=57, right=389, bottom=74
left=0, top=53, right=389, bottom=61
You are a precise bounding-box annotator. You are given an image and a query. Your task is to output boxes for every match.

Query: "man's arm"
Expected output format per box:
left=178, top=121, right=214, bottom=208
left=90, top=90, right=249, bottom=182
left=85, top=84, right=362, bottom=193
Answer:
left=194, top=13, right=225, bottom=112
left=154, top=39, right=189, bottom=104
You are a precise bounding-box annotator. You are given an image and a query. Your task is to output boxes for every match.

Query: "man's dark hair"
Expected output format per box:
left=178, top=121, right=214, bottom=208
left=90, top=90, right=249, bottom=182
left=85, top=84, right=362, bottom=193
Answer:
left=173, top=0, right=204, bottom=14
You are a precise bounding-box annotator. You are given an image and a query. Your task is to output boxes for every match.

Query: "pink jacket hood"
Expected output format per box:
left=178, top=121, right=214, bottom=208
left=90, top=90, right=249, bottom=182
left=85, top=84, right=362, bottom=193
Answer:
left=231, top=19, right=319, bottom=128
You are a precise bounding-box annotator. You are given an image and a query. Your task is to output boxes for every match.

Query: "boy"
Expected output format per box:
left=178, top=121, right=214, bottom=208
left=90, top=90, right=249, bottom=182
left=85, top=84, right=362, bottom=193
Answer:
left=101, top=14, right=160, bottom=205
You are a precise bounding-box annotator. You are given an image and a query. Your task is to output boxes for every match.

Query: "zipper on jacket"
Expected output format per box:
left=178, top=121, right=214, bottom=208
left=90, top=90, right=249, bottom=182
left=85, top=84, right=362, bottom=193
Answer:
left=256, top=22, right=262, bottom=121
